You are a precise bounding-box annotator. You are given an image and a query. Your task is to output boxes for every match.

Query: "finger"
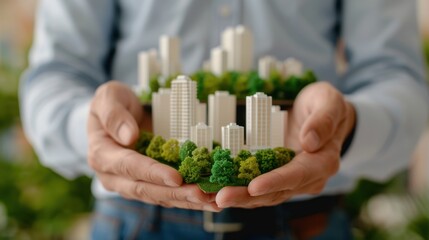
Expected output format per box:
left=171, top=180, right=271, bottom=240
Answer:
left=98, top=173, right=220, bottom=212
left=216, top=186, right=292, bottom=209
left=247, top=146, right=339, bottom=197
left=298, top=83, right=347, bottom=152
left=88, top=137, right=182, bottom=186
left=91, top=81, right=142, bottom=145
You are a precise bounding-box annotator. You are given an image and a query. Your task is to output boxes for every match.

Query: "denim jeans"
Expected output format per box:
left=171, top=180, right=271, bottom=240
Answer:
left=90, top=197, right=353, bottom=240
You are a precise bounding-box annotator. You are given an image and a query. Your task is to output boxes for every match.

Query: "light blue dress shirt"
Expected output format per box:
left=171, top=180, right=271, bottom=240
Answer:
left=21, top=0, right=429, bottom=198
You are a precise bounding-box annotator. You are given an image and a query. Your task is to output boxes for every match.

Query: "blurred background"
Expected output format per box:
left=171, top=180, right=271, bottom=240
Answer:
left=0, top=0, right=428, bottom=239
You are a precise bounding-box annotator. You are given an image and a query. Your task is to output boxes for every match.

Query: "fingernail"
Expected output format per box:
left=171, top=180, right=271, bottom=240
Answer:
left=164, top=179, right=180, bottom=187
left=118, top=123, right=132, bottom=144
left=304, top=130, right=320, bottom=151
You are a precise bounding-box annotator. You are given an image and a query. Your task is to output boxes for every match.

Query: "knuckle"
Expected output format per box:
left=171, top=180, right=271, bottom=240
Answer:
left=87, top=143, right=103, bottom=170
left=133, top=182, right=150, bottom=200
left=116, top=152, right=135, bottom=178
left=168, top=190, right=181, bottom=201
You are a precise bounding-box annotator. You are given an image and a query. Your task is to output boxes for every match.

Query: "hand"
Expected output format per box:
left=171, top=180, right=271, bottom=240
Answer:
left=87, top=81, right=219, bottom=211
left=215, top=82, right=356, bottom=208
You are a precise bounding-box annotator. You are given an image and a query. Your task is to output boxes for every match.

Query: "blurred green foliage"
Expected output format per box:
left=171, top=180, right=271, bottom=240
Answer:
left=0, top=60, right=93, bottom=239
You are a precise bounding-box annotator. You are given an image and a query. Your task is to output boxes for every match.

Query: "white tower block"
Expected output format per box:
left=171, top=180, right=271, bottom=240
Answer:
left=221, top=27, right=236, bottom=71
left=160, top=35, right=181, bottom=78
left=196, top=101, right=207, bottom=124
left=191, top=123, right=213, bottom=151
left=138, top=49, right=160, bottom=91
left=170, top=75, right=197, bottom=142
left=202, top=60, right=211, bottom=72
left=152, top=88, right=171, bottom=139
left=271, top=105, right=288, bottom=148
left=235, top=25, right=253, bottom=72
left=210, top=47, right=227, bottom=76
left=284, top=58, right=303, bottom=77
left=208, top=91, right=236, bottom=143
left=222, top=123, right=244, bottom=157
left=258, top=56, right=277, bottom=79
left=246, top=92, right=272, bottom=151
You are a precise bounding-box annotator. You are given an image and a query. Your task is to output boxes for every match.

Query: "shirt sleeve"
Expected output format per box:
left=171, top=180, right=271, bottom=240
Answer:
left=20, top=0, right=116, bottom=179
left=338, top=0, right=429, bottom=181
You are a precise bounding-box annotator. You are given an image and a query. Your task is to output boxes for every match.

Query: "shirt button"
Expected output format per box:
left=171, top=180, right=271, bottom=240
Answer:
left=219, top=4, right=231, bottom=17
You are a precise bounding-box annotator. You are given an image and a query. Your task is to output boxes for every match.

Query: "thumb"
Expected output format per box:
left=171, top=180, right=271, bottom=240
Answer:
left=91, top=81, right=142, bottom=146
left=298, top=84, right=346, bottom=152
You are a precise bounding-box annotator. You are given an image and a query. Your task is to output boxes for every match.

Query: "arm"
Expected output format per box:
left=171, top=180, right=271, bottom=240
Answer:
left=215, top=0, right=429, bottom=208
left=20, top=0, right=117, bottom=178
left=339, top=0, right=429, bottom=181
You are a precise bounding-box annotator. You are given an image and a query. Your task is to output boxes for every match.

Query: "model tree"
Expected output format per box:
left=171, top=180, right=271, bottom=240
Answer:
left=233, top=149, right=252, bottom=170
left=178, top=156, right=201, bottom=183
left=238, top=156, right=261, bottom=185
left=135, top=131, right=154, bottom=155
left=161, top=139, right=180, bottom=163
left=274, top=147, right=295, bottom=165
left=255, top=149, right=279, bottom=174
left=179, top=140, right=197, bottom=161
left=191, top=147, right=212, bottom=175
left=210, top=149, right=236, bottom=186
left=146, top=136, right=166, bottom=160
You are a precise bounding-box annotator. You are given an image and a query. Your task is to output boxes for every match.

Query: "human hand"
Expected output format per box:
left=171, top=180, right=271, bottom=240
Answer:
left=87, top=81, right=219, bottom=211
left=215, top=82, right=356, bottom=208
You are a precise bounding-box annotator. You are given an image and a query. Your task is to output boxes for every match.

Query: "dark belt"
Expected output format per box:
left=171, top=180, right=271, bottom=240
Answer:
left=203, top=195, right=343, bottom=239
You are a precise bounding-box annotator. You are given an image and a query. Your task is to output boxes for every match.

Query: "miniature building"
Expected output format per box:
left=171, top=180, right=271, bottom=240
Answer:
left=221, top=123, right=244, bottom=157
left=221, top=26, right=253, bottom=72
left=160, top=35, right=181, bottom=79
left=284, top=58, right=303, bottom=77
left=170, top=75, right=197, bottom=142
left=210, top=47, right=227, bottom=76
left=138, top=49, right=159, bottom=91
left=196, top=101, right=207, bottom=124
left=235, top=25, right=253, bottom=72
left=258, top=56, right=276, bottom=79
left=246, top=92, right=272, bottom=151
left=271, top=105, right=288, bottom=148
left=208, top=91, right=236, bottom=143
left=191, top=122, right=213, bottom=151
left=152, top=88, right=171, bottom=139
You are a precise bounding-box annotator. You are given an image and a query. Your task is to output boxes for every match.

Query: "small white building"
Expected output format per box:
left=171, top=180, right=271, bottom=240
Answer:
left=235, top=25, right=253, bottom=72
left=258, top=56, right=277, bottom=79
left=208, top=91, right=236, bottom=143
left=170, top=75, right=197, bottom=142
left=271, top=105, right=288, bottom=148
left=246, top=92, right=272, bottom=151
left=160, top=35, right=181, bottom=78
left=138, top=49, right=160, bottom=91
left=152, top=88, right=171, bottom=139
left=191, top=122, right=213, bottom=151
left=222, top=123, right=244, bottom=157
left=284, top=58, right=303, bottom=77
left=221, top=26, right=253, bottom=72
left=210, top=47, right=227, bottom=76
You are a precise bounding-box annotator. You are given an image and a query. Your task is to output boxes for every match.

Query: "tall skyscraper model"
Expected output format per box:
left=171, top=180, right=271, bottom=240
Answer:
left=246, top=92, right=272, bottom=151
left=170, top=75, right=197, bottom=142
left=208, top=91, right=236, bottom=143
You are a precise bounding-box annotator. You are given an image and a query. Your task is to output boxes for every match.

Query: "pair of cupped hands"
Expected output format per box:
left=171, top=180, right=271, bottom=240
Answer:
left=88, top=81, right=356, bottom=212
